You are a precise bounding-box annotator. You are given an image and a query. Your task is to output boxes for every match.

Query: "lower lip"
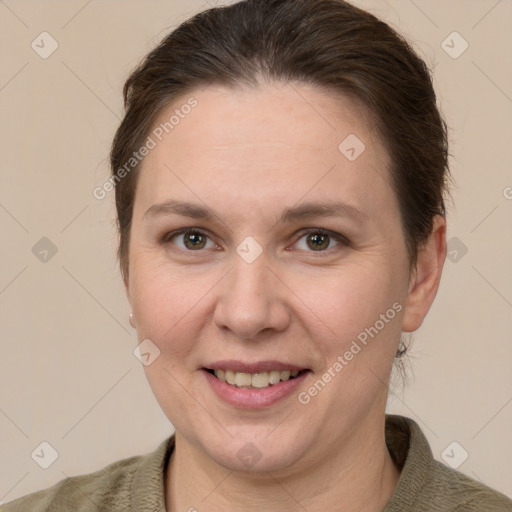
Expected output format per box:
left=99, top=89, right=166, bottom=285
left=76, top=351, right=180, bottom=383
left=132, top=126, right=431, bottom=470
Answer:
left=202, top=369, right=310, bottom=409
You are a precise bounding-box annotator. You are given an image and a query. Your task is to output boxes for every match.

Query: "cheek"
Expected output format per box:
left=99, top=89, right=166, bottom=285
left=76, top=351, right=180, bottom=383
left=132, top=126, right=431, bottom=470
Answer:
left=289, top=263, right=401, bottom=344
left=129, top=256, right=215, bottom=351
left=128, top=258, right=225, bottom=427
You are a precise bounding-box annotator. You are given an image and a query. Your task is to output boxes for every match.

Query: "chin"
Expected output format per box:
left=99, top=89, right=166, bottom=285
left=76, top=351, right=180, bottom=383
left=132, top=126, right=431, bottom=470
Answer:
left=193, top=427, right=310, bottom=474
left=211, top=442, right=302, bottom=474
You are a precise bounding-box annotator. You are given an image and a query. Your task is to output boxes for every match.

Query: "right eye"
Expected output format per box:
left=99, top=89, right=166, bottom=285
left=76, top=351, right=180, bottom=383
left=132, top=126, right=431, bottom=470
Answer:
left=164, top=229, right=217, bottom=251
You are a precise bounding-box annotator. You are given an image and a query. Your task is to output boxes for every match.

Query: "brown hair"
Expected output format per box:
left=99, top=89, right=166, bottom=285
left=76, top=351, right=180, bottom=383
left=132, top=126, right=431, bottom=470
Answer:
left=111, top=0, right=450, bottom=296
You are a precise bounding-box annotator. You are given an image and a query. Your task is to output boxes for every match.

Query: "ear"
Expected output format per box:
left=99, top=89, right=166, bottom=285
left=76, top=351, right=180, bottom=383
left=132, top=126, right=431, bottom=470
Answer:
left=402, top=215, right=447, bottom=333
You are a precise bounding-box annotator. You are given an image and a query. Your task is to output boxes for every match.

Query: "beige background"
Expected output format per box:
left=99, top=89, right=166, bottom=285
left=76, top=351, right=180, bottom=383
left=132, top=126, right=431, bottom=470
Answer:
left=1, top=0, right=511, bottom=503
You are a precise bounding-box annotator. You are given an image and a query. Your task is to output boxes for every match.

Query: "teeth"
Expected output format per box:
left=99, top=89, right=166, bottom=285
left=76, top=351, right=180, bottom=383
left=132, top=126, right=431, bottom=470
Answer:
left=252, top=372, right=269, bottom=388
left=235, top=372, right=252, bottom=387
left=212, top=368, right=303, bottom=388
left=225, top=370, right=236, bottom=385
left=268, top=370, right=281, bottom=385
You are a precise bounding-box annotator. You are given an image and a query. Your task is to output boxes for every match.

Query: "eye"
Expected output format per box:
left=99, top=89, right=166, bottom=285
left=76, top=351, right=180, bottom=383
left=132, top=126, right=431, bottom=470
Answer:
left=166, top=229, right=217, bottom=251
left=293, top=229, right=348, bottom=253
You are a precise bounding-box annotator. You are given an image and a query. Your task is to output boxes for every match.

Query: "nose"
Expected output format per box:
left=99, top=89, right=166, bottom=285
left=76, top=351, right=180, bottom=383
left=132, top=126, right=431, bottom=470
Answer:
left=213, top=257, right=291, bottom=340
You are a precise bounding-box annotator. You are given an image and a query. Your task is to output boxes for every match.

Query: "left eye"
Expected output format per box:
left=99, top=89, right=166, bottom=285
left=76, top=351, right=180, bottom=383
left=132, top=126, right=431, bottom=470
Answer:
left=170, top=230, right=217, bottom=251
left=294, top=231, right=345, bottom=252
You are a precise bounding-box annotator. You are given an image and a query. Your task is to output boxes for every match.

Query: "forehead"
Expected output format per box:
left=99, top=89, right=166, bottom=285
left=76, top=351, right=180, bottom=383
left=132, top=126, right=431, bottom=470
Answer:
left=133, top=82, right=394, bottom=220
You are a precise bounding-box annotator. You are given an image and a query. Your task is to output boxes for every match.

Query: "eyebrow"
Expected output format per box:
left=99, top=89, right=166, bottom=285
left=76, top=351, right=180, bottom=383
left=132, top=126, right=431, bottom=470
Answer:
left=143, top=199, right=367, bottom=225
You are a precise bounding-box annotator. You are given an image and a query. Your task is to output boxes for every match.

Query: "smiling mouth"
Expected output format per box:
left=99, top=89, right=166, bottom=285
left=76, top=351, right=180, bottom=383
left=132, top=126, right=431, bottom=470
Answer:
left=204, top=368, right=309, bottom=389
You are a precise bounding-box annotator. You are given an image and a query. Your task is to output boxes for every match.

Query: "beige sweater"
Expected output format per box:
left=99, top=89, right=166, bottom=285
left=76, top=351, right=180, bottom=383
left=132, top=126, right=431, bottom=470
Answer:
left=3, top=415, right=511, bottom=511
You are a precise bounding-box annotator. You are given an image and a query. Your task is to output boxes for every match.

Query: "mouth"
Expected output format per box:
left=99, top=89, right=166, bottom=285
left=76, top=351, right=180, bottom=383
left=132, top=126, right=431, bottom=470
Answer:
left=203, top=368, right=310, bottom=390
left=202, top=361, right=312, bottom=408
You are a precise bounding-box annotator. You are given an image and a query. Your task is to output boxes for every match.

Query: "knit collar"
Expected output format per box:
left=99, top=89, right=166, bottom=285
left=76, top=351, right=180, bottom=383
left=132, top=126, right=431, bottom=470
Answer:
left=383, top=415, right=434, bottom=511
left=129, top=415, right=432, bottom=511
left=130, top=434, right=175, bottom=511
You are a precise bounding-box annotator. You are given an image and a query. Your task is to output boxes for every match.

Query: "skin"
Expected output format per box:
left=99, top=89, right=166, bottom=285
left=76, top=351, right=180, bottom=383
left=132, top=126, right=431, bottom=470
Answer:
left=125, top=82, right=447, bottom=511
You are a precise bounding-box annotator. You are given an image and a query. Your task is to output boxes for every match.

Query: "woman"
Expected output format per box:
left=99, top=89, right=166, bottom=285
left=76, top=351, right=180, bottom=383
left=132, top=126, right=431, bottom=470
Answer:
left=4, top=0, right=511, bottom=510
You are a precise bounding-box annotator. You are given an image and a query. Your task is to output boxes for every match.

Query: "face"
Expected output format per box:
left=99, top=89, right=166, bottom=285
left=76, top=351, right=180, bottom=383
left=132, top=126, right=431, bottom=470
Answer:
left=126, top=82, right=416, bottom=474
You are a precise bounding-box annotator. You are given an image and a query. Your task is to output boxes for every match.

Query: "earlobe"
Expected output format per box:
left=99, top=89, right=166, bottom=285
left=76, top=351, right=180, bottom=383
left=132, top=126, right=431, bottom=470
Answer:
left=402, top=215, right=447, bottom=333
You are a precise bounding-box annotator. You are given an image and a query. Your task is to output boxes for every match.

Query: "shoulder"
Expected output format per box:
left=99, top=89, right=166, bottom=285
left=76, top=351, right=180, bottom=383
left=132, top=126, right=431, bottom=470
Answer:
left=385, top=415, right=512, bottom=512
left=1, top=436, right=174, bottom=512
left=1, top=455, right=141, bottom=512
left=426, top=460, right=512, bottom=511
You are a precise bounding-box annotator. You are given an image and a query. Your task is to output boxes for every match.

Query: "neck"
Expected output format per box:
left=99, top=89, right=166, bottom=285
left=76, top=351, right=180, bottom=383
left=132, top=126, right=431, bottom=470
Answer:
left=165, top=414, right=400, bottom=512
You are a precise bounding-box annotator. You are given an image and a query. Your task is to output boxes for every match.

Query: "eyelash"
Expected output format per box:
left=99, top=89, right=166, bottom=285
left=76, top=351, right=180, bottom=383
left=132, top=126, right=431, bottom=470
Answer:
left=160, top=228, right=350, bottom=255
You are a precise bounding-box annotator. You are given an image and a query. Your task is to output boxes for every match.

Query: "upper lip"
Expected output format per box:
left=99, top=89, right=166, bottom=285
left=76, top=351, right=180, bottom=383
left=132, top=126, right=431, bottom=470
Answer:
left=203, top=360, right=308, bottom=373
